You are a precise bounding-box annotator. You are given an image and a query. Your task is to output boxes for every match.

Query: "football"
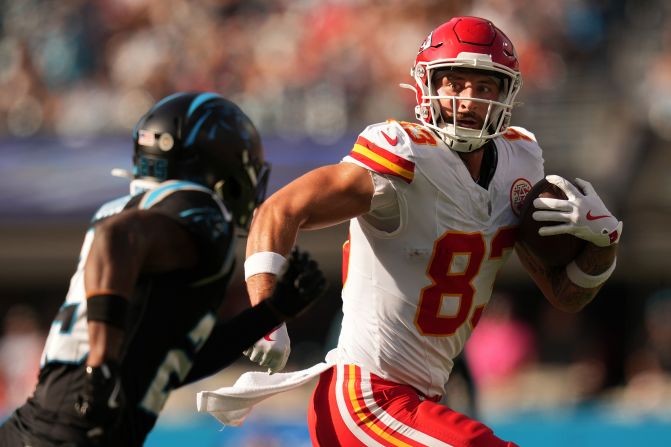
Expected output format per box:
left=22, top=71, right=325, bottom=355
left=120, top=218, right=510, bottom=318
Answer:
left=517, top=177, right=585, bottom=267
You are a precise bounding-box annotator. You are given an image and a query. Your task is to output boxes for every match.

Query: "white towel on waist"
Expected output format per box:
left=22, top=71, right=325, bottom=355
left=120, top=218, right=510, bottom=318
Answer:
left=196, top=349, right=337, bottom=426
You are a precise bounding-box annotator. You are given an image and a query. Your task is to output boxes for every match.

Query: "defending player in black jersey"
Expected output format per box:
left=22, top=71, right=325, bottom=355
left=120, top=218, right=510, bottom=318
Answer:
left=0, top=92, right=326, bottom=446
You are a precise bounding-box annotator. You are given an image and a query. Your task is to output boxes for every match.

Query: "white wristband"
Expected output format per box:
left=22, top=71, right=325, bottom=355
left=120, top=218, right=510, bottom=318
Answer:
left=244, top=251, right=288, bottom=281
left=566, top=258, right=616, bottom=289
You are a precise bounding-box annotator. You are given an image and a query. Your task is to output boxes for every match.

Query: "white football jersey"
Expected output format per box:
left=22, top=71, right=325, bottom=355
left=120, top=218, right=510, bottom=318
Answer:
left=337, top=120, right=544, bottom=397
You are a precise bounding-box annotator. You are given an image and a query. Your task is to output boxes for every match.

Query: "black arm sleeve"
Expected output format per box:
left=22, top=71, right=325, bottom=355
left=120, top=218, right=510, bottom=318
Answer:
left=183, top=301, right=283, bottom=384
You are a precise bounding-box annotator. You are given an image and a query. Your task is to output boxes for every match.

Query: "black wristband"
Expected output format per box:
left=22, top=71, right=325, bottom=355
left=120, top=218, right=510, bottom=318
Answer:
left=87, top=294, right=129, bottom=328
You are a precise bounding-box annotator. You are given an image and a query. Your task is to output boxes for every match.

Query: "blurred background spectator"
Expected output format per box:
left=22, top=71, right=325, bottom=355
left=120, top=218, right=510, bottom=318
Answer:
left=0, top=305, right=44, bottom=416
left=465, top=293, right=537, bottom=390
left=610, top=289, right=671, bottom=418
left=1, top=0, right=670, bottom=445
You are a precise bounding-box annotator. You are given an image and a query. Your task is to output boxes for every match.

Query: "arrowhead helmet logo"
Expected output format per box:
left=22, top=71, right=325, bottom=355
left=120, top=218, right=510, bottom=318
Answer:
left=418, top=31, right=433, bottom=54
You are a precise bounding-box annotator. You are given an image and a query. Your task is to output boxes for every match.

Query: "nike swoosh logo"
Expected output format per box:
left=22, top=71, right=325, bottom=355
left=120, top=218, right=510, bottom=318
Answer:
left=586, top=211, right=610, bottom=220
left=381, top=131, right=398, bottom=146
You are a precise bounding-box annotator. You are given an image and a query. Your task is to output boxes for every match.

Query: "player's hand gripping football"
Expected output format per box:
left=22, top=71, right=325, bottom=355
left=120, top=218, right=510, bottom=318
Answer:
left=74, top=361, right=125, bottom=441
left=244, top=248, right=327, bottom=373
left=532, top=175, right=623, bottom=247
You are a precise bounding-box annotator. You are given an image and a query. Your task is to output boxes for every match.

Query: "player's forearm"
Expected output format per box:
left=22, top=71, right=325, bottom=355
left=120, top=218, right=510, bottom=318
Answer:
left=84, top=221, right=143, bottom=366
left=522, top=242, right=617, bottom=313
left=183, top=300, right=283, bottom=384
left=245, top=201, right=302, bottom=305
left=244, top=164, right=373, bottom=306
left=84, top=212, right=202, bottom=365
left=571, top=242, right=617, bottom=276
left=549, top=243, right=617, bottom=312
left=246, top=199, right=302, bottom=259
left=87, top=323, right=124, bottom=366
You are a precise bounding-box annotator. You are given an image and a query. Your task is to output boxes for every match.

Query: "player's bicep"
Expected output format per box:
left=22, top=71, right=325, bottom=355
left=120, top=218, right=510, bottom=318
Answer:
left=103, top=210, right=198, bottom=271
left=264, top=162, right=375, bottom=230
left=137, top=211, right=200, bottom=271
left=85, top=211, right=198, bottom=296
left=146, top=188, right=234, bottom=274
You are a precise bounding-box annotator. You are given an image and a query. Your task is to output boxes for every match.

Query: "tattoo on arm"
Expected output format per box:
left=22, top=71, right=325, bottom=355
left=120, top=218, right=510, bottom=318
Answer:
left=516, top=242, right=555, bottom=279
left=575, top=244, right=618, bottom=275
left=551, top=274, right=600, bottom=311
left=550, top=243, right=617, bottom=310
left=517, top=242, right=612, bottom=312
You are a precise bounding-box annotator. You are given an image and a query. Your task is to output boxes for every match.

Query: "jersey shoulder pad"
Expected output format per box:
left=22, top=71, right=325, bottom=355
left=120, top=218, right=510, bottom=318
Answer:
left=138, top=180, right=216, bottom=208
left=343, top=120, right=415, bottom=183
left=140, top=181, right=235, bottom=273
left=91, top=194, right=134, bottom=224
left=500, top=126, right=542, bottom=156
left=506, top=126, right=537, bottom=141
left=139, top=180, right=231, bottom=224
left=501, top=126, right=539, bottom=144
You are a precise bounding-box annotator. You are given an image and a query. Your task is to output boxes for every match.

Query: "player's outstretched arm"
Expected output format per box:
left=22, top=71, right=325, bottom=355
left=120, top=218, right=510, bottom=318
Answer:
left=517, top=175, right=621, bottom=313
left=76, top=209, right=199, bottom=437
left=243, top=163, right=374, bottom=372
left=517, top=242, right=617, bottom=312
left=83, top=209, right=199, bottom=365
left=184, top=248, right=327, bottom=384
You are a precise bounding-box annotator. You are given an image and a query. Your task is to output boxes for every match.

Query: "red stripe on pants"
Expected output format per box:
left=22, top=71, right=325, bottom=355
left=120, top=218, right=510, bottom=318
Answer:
left=308, top=365, right=519, bottom=447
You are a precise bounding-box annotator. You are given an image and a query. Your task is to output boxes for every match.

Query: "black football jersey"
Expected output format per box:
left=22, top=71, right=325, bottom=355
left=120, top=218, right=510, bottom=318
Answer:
left=11, top=180, right=236, bottom=446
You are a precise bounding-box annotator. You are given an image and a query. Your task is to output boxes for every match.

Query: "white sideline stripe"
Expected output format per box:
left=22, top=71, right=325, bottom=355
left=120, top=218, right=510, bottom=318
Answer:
left=335, top=364, right=386, bottom=447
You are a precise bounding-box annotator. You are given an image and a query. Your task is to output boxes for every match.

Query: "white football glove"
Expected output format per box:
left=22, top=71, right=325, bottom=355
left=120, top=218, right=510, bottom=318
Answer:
left=243, top=322, right=290, bottom=374
left=532, top=175, right=622, bottom=247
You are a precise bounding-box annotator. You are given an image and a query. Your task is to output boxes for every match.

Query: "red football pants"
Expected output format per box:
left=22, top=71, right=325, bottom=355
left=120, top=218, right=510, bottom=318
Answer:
left=308, top=364, right=518, bottom=447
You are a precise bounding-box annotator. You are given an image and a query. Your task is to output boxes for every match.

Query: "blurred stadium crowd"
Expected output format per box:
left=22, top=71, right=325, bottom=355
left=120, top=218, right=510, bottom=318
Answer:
left=1, top=0, right=668, bottom=141
left=1, top=0, right=671, bottom=431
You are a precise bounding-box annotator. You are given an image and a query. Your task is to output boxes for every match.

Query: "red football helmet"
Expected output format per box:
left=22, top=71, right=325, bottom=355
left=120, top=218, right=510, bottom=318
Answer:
left=409, top=17, right=522, bottom=152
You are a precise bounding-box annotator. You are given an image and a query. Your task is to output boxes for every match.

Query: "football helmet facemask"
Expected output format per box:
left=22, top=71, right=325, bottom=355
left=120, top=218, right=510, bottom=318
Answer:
left=409, top=16, right=522, bottom=152
left=131, top=92, right=270, bottom=229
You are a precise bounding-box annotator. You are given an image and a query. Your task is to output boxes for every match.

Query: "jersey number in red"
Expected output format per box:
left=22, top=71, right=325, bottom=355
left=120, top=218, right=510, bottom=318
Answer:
left=415, top=228, right=516, bottom=336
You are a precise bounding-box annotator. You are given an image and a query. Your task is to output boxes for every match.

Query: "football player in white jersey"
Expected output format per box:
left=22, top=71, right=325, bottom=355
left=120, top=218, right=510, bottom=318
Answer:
left=241, top=16, right=622, bottom=447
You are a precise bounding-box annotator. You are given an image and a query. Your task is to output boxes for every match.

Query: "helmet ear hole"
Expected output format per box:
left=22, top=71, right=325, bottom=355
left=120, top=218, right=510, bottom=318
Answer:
left=217, top=178, right=251, bottom=228
left=213, top=179, right=242, bottom=202
left=226, top=178, right=242, bottom=201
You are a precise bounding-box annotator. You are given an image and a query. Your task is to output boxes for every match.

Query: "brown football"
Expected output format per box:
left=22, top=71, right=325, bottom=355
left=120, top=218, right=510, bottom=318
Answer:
left=517, top=177, right=585, bottom=267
